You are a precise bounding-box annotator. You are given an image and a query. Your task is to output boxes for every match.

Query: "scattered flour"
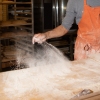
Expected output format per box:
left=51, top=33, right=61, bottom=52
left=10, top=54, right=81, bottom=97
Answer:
left=3, top=42, right=72, bottom=99
left=2, top=42, right=100, bottom=100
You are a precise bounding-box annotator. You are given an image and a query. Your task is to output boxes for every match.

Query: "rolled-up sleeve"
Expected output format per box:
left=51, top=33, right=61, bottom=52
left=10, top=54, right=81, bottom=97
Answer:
left=62, top=0, right=76, bottom=30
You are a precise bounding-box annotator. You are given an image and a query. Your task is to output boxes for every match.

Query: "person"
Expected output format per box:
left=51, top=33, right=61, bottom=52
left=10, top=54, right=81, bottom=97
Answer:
left=32, top=0, right=100, bottom=60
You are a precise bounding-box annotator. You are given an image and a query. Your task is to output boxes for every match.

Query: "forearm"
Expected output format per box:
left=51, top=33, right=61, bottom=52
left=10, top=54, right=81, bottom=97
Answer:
left=45, top=25, right=68, bottom=39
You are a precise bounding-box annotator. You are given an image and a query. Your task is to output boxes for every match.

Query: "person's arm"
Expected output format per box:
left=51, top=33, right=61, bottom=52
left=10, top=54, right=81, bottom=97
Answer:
left=32, top=25, right=68, bottom=44
left=32, top=0, right=76, bottom=44
left=45, top=25, right=68, bottom=39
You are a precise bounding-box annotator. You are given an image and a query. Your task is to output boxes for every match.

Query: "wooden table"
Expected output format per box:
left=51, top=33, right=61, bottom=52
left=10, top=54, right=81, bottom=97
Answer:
left=0, top=55, right=100, bottom=100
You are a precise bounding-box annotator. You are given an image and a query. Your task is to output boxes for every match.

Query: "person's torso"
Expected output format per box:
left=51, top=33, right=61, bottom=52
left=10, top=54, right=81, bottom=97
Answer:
left=77, top=0, right=100, bottom=45
left=75, top=0, right=100, bottom=24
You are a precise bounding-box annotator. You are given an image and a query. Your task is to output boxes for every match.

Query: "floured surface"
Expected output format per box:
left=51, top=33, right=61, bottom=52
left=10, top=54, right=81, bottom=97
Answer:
left=0, top=53, right=100, bottom=100
left=1, top=42, right=100, bottom=100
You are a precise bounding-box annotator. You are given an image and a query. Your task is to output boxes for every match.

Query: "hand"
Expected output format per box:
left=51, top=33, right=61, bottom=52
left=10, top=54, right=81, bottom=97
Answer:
left=32, top=33, right=47, bottom=44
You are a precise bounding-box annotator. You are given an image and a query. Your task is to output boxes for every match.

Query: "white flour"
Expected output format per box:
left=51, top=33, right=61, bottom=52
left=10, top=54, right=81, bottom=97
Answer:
left=2, top=42, right=100, bottom=100
left=3, top=42, right=72, bottom=99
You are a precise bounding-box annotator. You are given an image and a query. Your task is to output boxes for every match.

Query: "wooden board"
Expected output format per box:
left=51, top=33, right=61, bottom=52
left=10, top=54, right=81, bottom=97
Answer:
left=0, top=20, right=32, bottom=27
left=2, top=0, right=8, bottom=21
left=2, top=60, right=16, bottom=68
left=0, top=31, right=29, bottom=39
left=0, top=3, right=2, bottom=21
left=0, top=2, right=31, bottom=4
left=0, top=54, right=100, bottom=100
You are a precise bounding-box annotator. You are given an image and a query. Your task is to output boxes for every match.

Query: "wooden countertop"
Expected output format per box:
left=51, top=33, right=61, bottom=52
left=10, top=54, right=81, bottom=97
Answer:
left=0, top=54, right=100, bottom=100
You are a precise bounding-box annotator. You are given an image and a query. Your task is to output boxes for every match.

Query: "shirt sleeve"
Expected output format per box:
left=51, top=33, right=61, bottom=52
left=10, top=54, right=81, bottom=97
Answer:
left=61, top=0, right=77, bottom=30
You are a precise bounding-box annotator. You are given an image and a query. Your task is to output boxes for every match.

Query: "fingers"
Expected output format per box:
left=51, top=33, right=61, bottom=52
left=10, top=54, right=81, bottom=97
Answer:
left=32, top=33, right=46, bottom=44
left=32, top=34, right=41, bottom=44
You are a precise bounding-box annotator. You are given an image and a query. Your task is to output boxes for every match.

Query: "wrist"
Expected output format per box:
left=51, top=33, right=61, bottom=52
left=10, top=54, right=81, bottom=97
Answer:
left=44, top=31, right=50, bottom=39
